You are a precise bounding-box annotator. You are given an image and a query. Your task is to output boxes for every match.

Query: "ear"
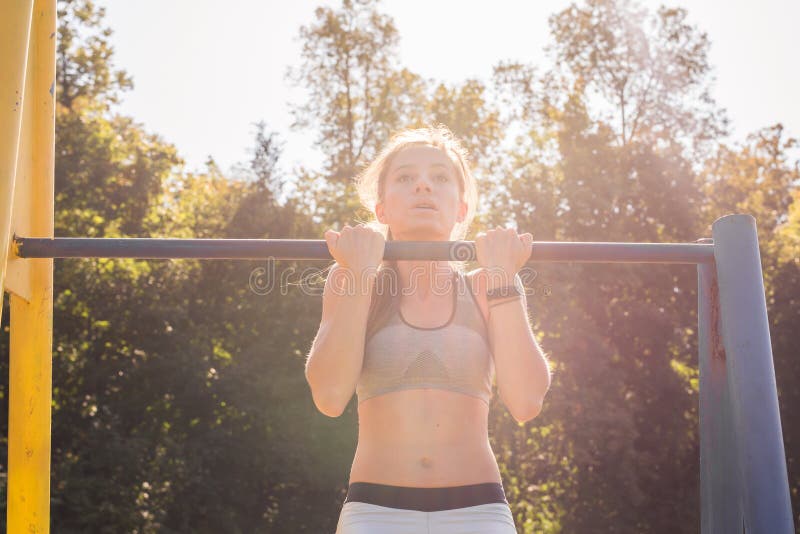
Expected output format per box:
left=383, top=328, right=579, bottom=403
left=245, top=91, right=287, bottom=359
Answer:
left=375, top=201, right=387, bottom=224
left=456, top=200, right=468, bottom=223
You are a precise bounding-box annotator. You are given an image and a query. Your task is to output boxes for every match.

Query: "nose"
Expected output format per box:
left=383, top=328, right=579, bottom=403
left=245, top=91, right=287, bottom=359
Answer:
left=415, top=173, right=433, bottom=192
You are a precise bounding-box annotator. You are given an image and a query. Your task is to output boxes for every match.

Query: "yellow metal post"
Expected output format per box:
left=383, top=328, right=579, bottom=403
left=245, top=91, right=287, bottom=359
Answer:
left=0, top=1, right=34, bottom=322
left=6, top=0, right=57, bottom=532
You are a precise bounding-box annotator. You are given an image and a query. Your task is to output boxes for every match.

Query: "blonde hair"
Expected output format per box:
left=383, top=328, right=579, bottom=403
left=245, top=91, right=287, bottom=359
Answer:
left=353, top=124, right=480, bottom=340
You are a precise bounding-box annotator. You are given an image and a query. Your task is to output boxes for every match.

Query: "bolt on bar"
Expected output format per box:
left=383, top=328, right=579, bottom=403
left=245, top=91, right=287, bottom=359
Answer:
left=13, top=236, right=715, bottom=264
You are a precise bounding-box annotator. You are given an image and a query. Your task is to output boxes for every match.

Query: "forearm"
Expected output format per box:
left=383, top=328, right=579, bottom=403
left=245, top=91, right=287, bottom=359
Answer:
left=305, top=282, right=373, bottom=416
left=489, top=296, right=551, bottom=421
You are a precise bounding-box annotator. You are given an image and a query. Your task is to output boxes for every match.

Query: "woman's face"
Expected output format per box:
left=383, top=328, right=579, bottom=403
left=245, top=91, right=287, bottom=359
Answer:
left=376, top=145, right=467, bottom=241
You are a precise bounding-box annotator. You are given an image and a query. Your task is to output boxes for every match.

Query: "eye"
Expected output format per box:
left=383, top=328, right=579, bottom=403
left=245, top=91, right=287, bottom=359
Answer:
left=396, top=174, right=410, bottom=182
left=435, top=174, right=449, bottom=182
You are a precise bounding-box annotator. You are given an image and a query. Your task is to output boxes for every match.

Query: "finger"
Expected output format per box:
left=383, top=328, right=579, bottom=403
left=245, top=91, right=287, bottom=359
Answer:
left=520, top=233, right=534, bottom=261
left=324, top=229, right=339, bottom=251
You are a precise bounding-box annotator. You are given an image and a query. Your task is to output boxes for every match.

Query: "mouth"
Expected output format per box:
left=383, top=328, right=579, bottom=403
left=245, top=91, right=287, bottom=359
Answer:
left=412, top=202, right=438, bottom=211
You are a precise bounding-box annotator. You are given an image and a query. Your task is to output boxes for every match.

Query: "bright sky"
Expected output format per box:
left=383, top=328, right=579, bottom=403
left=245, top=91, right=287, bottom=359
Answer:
left=99, top=0, right=800, bottom=176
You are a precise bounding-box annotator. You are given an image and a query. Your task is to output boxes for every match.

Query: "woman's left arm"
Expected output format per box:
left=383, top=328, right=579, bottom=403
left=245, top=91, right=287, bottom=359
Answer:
left=486, top=283, right=550, bottom=423
left=475, top=228, right=552, bottom=424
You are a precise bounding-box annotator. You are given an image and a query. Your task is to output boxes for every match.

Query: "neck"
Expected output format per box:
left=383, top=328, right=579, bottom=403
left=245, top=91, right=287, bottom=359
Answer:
left=394, top=260, right=454, bottom=298
left=387, top=228, right=457, bottom=297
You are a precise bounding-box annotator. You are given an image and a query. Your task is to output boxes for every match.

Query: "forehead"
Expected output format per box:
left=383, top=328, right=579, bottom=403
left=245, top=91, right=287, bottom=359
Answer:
left=388, top=145, right=456, bottom=172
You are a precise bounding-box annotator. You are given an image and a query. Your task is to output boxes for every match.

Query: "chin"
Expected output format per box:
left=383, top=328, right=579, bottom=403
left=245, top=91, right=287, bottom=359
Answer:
left=397, top=224, right=450, bottom=240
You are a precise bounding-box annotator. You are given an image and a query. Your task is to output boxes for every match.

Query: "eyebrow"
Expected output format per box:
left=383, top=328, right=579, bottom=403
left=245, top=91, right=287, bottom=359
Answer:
left=392, top=163, right=451, bottom=172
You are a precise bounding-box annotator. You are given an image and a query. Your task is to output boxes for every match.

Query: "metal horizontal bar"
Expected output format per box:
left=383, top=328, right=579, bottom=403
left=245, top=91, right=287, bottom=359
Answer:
left=13, top=236, right=714, bottom=264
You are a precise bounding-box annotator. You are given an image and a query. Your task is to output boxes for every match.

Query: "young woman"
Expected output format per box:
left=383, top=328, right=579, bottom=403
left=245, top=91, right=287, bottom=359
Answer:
left=305, top=125, right=552, bottom=533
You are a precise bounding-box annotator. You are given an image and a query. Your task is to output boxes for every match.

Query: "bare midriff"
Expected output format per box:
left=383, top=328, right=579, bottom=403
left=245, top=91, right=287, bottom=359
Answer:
left=349, top=388, right=502, bottom=487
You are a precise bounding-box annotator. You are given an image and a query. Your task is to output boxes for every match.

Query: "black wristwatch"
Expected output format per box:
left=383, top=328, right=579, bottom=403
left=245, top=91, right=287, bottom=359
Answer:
left=486, top=283, right=524, bottom=301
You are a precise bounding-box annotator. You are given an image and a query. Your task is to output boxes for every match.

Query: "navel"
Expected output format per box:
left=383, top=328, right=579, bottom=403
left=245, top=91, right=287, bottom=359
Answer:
left=419, top=456, right=433, bottom=468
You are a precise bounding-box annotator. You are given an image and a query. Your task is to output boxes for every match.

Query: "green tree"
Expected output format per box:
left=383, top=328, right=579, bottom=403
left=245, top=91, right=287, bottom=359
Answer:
left=55, top=111, right=181, bottom=238
left=57, top=0, right=133, bottom=111
left=703, top=128, right=800, bottom=525
left=287, top=0, right=429, bottom=225
left=489, top=1, right=728, bottom=531
left=702, top=124, right=798, bottom=241
left=424, top=79, right=502, bottom=165
left=547, top=0, right=727, bottom=153
left=771, top=190, right=800, bottom=526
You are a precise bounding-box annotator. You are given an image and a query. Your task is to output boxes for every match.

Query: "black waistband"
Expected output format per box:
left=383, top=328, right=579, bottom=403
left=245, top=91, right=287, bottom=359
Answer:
left=344, top=481, right=508, bottom=512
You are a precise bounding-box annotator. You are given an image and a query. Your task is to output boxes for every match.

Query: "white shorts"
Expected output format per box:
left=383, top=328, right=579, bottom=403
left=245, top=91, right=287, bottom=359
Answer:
left=335, top=500, right=517, bottom=533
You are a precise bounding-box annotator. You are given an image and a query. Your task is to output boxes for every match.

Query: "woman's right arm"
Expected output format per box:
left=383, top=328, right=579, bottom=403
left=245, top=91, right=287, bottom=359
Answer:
left=305, top=264, right=375, bottom=417
left=304, top=225, right=385, bottom=417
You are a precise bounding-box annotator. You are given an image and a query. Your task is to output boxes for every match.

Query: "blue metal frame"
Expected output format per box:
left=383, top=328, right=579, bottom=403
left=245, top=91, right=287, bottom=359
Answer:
left=8, top=213, right=795, bottom=533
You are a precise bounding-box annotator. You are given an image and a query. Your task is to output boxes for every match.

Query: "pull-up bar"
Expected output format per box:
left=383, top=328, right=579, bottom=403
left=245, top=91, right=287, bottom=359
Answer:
left=4, top=218, right=796, bottom=534
left=13, top=236, right=715, bottom=264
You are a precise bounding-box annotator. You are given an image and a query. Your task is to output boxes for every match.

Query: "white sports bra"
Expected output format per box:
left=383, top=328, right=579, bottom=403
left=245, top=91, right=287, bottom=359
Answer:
left=356, top=271, right=495, bottom=406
